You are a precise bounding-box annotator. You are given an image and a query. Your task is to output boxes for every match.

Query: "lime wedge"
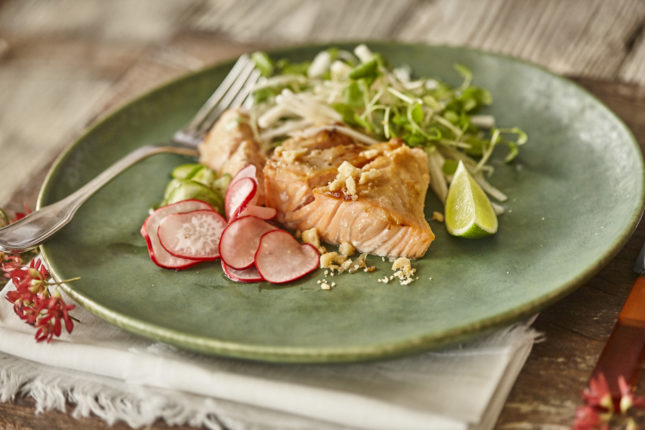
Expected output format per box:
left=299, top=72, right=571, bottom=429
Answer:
left=445, top=161, right=498, bottom=238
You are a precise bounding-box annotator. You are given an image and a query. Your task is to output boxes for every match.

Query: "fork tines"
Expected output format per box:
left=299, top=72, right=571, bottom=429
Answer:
left=173, top=54, right=260, bottom=147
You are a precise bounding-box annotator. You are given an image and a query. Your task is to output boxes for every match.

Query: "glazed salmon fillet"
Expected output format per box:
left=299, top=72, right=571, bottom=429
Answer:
left=264, top=129, right=434, bottom=258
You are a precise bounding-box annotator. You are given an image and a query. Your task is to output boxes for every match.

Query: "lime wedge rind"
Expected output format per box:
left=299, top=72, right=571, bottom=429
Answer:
left=444, top=161, right=498, bottom=239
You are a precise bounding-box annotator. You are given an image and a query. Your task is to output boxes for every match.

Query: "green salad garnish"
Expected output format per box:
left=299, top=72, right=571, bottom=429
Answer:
left=248, top=45, right=526, bottom=209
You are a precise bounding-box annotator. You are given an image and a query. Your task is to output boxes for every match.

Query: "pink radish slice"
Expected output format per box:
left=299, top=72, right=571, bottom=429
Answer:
left=141, top=227, right=199, bottom=270
left=141, top=200, right=214, bottom=269
left=221, top=260, right=263, bottom=282
left=158, top=210, right=227, bottom=260
left=230, top=164, right=258, bottom=185
left=255, top=230, right=320, bottom=284
left=219, top=216, right=278, bottom=269
left=224, top=177, right=258, bottom=221
left=239, top=204, right=277, bottom=220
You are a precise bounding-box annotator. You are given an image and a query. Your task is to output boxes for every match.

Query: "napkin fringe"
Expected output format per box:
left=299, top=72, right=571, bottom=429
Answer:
left=0, top=353, right=231, bottom=429
left=0, top=352, right=347, bottom=430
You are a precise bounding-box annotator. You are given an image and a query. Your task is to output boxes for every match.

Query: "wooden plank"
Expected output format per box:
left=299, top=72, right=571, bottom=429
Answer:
left=619, top=23, right=645, bottom=85
left=399, top=0, right=645, bottom=79
left=1, top=35, right=260, bottom=212
left=0, top=62, right=112, bottom=207
left=0, top=0, right=199, bottom=42
left=187, top=0, right=645, bottom=83
left=96, top=36, right=260, bottom=121
left=187, top=0, right=415, bottom=43
left=0, top=396, right=181, bottom=430
left=0, top=0, right=204, bottom=207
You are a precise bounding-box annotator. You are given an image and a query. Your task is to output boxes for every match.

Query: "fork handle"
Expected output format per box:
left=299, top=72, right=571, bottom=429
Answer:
left=0, top=144, right=198, bottom=252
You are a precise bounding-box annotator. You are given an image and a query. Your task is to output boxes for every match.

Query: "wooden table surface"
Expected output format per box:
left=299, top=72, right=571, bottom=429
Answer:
left=1, top=1, right=645, bottom=428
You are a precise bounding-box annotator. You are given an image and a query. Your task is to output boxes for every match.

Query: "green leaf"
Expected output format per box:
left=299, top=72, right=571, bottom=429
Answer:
left=464, top=136, right=486, bottom=157
left=501, top=127, right=528, bottom=145
left=251, top=52, right=274, bottom=77
left=442, top=159, right=459, bottom=175
left=403, top=132, right=426, bottom=146
left=349, top=58, right=379, bottom=80
left=326, top=47, right=340, bottom=61
left=504, top=142, right=519, bottom=162
left=411, top=103, right=424, bottom=124
left=422, top=94, right=441, bottom=110
left=353, top=113, right=375, bottom=133
left=276, top=59, right=310, bottom=76
left=372, top=53, right=388, bottom=69
left=454, top=63, right=472, bottom=88
left=425, top=127, right=442, bottom=140
left=392, top=112, right=408, bottom=127
left=443, top=110, right=459, bottom=124
left=333, top=103, right=361, bottom=128
left=459, top=87, right=492, bottom=111
left=253, top=87, right=277, bottom=104
left=343, top=81, right=365, bottom=107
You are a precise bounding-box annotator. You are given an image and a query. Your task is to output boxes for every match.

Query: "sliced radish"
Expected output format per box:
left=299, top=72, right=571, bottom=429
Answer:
left=158, top=210, right=227, bottom=260
left=239, top=204, right=277, bottom=220
left=224, top=177, right=258, bottom=221
left=255, top=230, right=320, bottom=284
left=221, top=260, right=263, bottom=282
left=230, top=164, right=258, bottom=186
left=219, top=216, right=278, bottom=269
left=141, top=200, right=214, bottom=269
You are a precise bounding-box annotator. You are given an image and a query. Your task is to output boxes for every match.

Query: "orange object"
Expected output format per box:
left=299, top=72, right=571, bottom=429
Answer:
left=590, top=276, right=645, bottom=398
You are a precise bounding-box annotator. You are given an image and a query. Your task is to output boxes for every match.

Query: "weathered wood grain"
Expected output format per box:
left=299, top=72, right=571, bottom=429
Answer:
left=0, top=0, right=205, bottom=206
left=400, top=0, right=645, bottom=81
left=0, top=37, right=114, bottom=206
left=188, top=0, right=645, bottom=84
left=0, top=396, right=182, bottom=430
left=619, top=24, right=645, bottom=85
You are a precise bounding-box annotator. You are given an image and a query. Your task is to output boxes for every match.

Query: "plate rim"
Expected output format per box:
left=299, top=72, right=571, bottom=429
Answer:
left=38, top=41, right=645, bottom=363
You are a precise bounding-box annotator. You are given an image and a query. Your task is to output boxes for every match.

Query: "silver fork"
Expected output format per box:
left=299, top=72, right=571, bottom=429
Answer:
left=0, top=54, right=260, bottom=252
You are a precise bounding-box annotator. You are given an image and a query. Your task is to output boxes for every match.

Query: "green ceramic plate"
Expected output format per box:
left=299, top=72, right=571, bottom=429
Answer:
left=39, top=43, right=644, bottom=363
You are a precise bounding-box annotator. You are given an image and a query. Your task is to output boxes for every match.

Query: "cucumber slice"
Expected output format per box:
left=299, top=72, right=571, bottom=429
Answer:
left=212, top=173, right=232, bottom=197
left=164, top=179, right=224, bottom=213
left=162, top=179, right=184, bottom=203
left=191, top=166, right=218, bottom=187
left=172, top=163, right=204, bottom=180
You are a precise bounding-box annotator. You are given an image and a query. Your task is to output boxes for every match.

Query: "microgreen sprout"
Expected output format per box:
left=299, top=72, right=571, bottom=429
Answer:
left=249, top=45, right=527, bottom=207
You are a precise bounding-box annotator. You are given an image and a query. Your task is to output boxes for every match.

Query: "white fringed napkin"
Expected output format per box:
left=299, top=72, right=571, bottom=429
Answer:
left=0, top=280, right=539, bottom=429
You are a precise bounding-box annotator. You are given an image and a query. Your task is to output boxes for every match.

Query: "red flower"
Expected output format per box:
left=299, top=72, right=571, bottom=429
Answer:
left=1, top=206, right=78, bottom=343
left=573, top=404, right=603, bottom=430
left=574, top=373, right=645, bottom=429
left=11, top=204, right=32, bottom=222
left=1, top=254, right=23, bottom=278
left=618, top=376, right=645, bottom=413
left=583, top=373, right=613, bottom=412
